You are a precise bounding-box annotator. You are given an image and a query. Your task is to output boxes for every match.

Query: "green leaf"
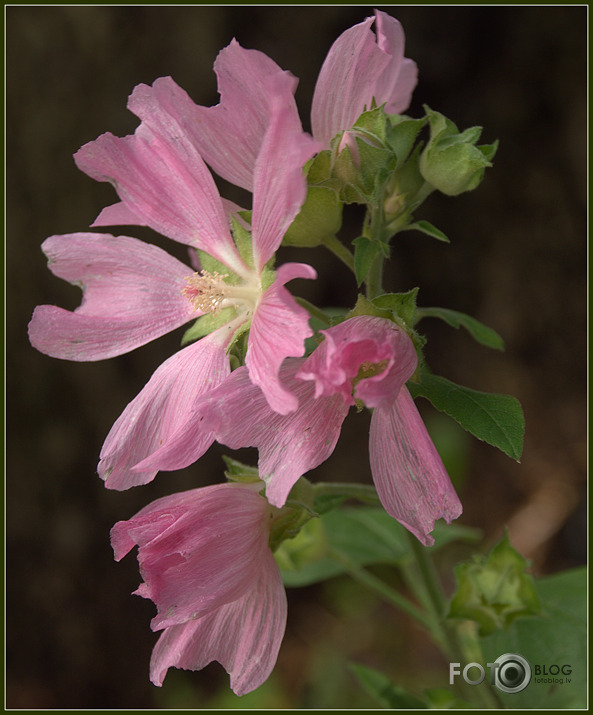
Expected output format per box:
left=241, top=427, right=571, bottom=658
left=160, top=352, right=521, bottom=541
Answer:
left=415, top=306, right=505, bottom=350
left=278, top=506, right=480, bottom=587
left=352, top=236, right=384, bottom=287
left=481, top=567, right=587, bottom=709
left=372, top=287, right=419, bottom=328
left=447, top=530, right=542, bottom=635
left=408, top=372, right=525, bottom=461
left=403, top=219, right=450, bottom=243
left=349, top=663, right=428, bottom=708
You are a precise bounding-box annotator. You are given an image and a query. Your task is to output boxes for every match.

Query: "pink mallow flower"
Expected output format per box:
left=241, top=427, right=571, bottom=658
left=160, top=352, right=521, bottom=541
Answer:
left=111, top=482, right=287, bottom=695
left=181, top=10, right=417, bottom=183
left=140, top=316, right=462, bottom=546
left=28, top=77, right=320, bottom=488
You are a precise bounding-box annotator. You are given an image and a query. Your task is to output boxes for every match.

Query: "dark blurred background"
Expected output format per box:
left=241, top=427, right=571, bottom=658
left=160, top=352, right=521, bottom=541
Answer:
left=6, top=5, right=587, bottom=709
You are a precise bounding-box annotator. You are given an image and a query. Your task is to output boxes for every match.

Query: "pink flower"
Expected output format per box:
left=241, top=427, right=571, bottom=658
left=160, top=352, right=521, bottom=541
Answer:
left=71, top=75, right=320, bottom=415
left=28, top=75, right=321, bottom=487
left=111, top=482, right=287, bottom=695
left=185, top=10, right=417, bottom=178
left=141, top=317, right=461, bottom=546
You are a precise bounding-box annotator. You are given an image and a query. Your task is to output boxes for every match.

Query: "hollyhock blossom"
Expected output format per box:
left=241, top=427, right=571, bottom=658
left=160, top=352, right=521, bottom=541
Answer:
left=142, top=316, right=462, bottom=546
left=29, top=75, right=320, bottom=487
left=111, top=482, right=287, bottom=695
left=72, top=74, right=320, bottom=416
left=184, top=10, right=417, bottom=180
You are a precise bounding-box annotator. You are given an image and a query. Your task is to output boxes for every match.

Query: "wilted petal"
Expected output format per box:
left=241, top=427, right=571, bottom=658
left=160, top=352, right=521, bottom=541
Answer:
left=99, top=325, right=233, bottom=490
left=74, top=85, right=248, bottom=279
left=251, top=91, right=321, bottom=272
left=150, top=550, right=287, bottom=696
left=369, top=386, right=462, bottom=545
left=111, top=483, right=272, bottom=629
left=311, top=11, right=417, bottom=145
left=246, top=263, right=316, bottom=415
left=28, top=233, right=197, bottom=361
left=191, top=39, right=300, bottom=192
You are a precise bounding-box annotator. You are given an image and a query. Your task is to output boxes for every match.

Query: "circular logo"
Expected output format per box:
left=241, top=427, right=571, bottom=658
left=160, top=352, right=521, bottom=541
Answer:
left=492, top=653, right=532, bottom=694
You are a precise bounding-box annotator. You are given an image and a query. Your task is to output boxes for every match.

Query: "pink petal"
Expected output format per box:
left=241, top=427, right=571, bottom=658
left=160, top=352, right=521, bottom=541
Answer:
left=369, top=386, right=462, bottom=546
left=245, top=262, right=316, bottom=415
left=99, top=325, right=233, bottom=490
left=297, top=316, right=417, bottom=409
left=251, top=91, right=321, bottom=271
left=92, top=201, right=147, bottom=227
left=111, top=484, right=272, bottom=630
left=27, top=233, right=197, bottom=361
left=373, top=10, right=418, bottom=115
left=74, top=83, right=248, bottom=279
left=191, top=39, right=300, bottom=192
left=311, top=11, right=417, bottom=146
left=147, top=363, right=348, bottom=508
left=150, top=549, right=287, bottom=696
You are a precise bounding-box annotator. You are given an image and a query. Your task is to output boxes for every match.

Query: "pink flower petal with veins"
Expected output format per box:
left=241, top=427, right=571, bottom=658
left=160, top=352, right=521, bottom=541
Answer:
left=311, top=10, right=418, bottom=145
left=190, top=39, right=300, bottom=192
left=251, top=88, right=321, bottom=272
left=369, top=386, right=463, bottom=546
left=111, top=483, right=273, bottom=630
left=139, top=362, right=348, bottom=508
left=74, top=84, right=248, bottom=279
left=149, top=549, right=286, bottom=695
left=27, top=233, right=198, bottom=361
left=100, top=325, right=233, bottom=490
left=246, top=262, right=316, bottom=415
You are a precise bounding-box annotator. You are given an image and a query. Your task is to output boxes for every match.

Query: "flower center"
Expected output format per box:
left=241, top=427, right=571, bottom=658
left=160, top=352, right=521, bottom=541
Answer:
left=353, top=359, right=390, bottom=386
left=182, top=270, right=260, bottom=315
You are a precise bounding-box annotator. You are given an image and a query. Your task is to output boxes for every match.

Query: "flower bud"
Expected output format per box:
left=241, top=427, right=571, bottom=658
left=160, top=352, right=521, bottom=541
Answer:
left=419, top=107, right=497, bottom=196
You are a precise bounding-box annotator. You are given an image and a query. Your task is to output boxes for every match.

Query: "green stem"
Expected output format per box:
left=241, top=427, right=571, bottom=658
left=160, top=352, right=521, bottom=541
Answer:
left=365, top=249, right=385, bottom=300
left=313, top=481, right=382, bottom=506
left=327, top=547, right=434, bottom=631
left=405, top=532, right=504, bottom=708
left=323, top=234, right=355, bottom=272
left=295, top=297, right=333, bottom=326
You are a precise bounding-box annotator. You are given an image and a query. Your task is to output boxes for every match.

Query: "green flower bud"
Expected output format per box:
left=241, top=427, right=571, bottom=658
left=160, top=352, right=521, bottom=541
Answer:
left=419, top=106, right=498, bottom=196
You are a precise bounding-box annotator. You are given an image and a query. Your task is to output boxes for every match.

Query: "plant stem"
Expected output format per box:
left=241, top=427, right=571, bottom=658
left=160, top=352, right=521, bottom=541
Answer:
left=295, top=297, right=332, bottom=326
left=313, top=481, right=382, bottom=506
left=323, top=234, right=355, bottom=272
left=365, top=250, right=384, bottom=300
left=327, top=547, right=434, bottom=631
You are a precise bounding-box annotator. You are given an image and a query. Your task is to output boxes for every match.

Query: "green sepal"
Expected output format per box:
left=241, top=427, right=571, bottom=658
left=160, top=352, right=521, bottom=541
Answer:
left=352, top=236, right=385, bottom=287
left=181, top=306, right=237, bottom=346
left=408, top=370, right=525, bottom=461
left=230, top=214, right=254, bottom=268
left=222, top=455, right=262, bottom=484
left=282, top=184, right=343, bottom=247
left=419, top=106, right=496, bottom=196
left=447, top=529, right=542, bottom=636
left=386, top=114, right=427, bottom=168
left=415, top=306, right=505, bottom=350
left=403, top=219, right=450, bottom=243
left=372, top=287, right=420, bottom=329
